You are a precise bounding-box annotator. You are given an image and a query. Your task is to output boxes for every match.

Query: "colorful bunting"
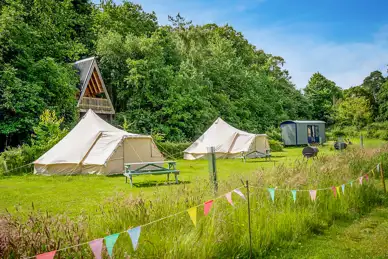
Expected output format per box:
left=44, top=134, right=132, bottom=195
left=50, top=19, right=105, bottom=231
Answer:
left=291, top=190, right=297, bottom=203
left=331, top=186, right=337, bottom=198
left=359, top=176, right=363, bottom=185
left=233, top=189, right=246, bottom=200
left=187, top=207, right=197, bottom=226
left=365, top=174, right=369, bottom=181
left=225, top=192, right=233, bottom=206
left=127, top=226, right=141, bottom=251
left=341, top=184, right=345, bottom=195
left=36, top=251, right=56, bottom=259
left=89, top=238, right=103, bottom=259
left=336, top=186, right=341, bottom=197
left=268, top=188, right=275, bottom=202
left=104, top=233, right=120, bottom=258
left=309, top=190, right=317, bottom=201
left=204, top=200, right=214, bottom=216
left=377, top=163, right=380, bottom=173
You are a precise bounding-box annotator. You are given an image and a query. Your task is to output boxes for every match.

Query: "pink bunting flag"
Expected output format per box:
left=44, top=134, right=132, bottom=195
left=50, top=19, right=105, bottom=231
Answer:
left=309, top=190, right=317, bottom=201
left=233, top=189, right=246, bottom=200
left=365, top=174, right=369, bottom=181
left=204, top=200, right=214, bottom=216
left=225, top=192, right=233, bottom=206
left=89, top=238, right=104, bottom=259
left=359, top=176, right=363, bottom=185
left=36, top=251, right=56, bottom=259
left=331, top=186, right=337, bottom=198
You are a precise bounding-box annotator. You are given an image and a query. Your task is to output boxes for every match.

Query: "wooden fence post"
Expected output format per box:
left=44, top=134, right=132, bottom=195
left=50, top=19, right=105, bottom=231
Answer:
left=207, top=146, right=218, bottom=194
left=380, top=162, right=386, bottom=193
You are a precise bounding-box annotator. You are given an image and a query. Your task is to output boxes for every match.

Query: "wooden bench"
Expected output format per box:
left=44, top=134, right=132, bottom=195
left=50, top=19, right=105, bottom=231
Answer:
left=124, top=161, right=179, bottom=187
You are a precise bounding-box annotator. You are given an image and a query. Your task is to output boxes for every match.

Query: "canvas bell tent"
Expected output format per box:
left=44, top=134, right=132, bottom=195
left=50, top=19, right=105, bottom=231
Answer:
left=34, top=110, right=163, bottom=175
left=184, top=118, right=270, bottom=160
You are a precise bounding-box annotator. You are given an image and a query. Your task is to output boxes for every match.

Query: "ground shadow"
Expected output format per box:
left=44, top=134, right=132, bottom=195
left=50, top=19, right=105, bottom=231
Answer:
left=245, top=160, right=278, bottom=163
left=130, top=180, right=191, bottom=188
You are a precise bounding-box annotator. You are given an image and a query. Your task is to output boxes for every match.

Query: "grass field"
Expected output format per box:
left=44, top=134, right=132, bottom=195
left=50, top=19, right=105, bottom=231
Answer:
left=0, top=138, right=382, bottom=216
left=1, top=138, right=387, bottom=258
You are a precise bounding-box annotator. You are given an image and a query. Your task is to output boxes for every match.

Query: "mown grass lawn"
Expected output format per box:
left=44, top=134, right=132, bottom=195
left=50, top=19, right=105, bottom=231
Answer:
left=0, top=138, right=382, bottom=217
left=273, top=206, right=388, bottom=258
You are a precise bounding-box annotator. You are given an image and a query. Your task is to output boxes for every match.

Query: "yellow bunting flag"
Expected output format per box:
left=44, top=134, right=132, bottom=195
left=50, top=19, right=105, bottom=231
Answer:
left=187, top=207, right=197, bottom=226
left=336, top=186, right=341, bottom=197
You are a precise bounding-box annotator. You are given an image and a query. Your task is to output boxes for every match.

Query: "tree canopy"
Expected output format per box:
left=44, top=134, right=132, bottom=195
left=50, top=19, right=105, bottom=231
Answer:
left=0, top=0, right=387, bottom=149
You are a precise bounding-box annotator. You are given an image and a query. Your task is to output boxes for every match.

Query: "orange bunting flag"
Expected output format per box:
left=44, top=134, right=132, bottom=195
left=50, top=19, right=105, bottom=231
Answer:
left=225, top=192, right=233, bottom=206
left=36, top=251, right=56, bottom=259
left=187, top=207, right=197, bottom=226
left=309, top=190, right=317, bottom=201
left=331, top=186, right=337, bottom=198
left=204, top=200, right=214, bottom=216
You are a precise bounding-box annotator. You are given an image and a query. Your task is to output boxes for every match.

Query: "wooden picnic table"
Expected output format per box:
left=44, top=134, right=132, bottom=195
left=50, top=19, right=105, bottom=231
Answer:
left=123, top=161, right=179, bottom=187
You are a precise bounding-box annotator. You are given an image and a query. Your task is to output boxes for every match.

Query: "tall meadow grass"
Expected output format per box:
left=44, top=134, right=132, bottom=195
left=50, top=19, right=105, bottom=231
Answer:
left=1, top=146, right=387, bottom=258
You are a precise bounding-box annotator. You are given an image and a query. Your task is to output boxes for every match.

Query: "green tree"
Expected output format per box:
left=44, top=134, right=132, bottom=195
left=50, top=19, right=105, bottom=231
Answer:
left=335, top=96, right=372, bottom=129
left=304, top=72, right=342, bottom=123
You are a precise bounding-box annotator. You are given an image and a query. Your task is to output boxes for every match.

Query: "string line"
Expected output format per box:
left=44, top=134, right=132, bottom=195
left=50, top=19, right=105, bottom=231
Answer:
left=24, top=164, right=378, bottom=258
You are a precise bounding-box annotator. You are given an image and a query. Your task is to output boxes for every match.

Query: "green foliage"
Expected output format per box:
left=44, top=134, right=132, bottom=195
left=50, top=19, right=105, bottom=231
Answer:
left=335, top=96, right=372, bottom=129
left=0, top=0, right=85, bottom=147
left=304, top=72, right=342, bottom=124
left=0, top=110, right=67, bottom=175
left=269, top=139, right=283, bottom=152
left=155, top=141, right=191, bottom=159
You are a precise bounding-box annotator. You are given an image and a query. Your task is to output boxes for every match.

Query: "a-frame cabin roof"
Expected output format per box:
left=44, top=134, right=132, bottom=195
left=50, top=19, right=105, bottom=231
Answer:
left=73, top=57, right=115, bottom=115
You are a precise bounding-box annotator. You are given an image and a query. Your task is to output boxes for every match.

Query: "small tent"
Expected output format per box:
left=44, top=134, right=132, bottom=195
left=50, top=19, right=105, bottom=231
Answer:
left=184, top=118, right=270, bottom=160
left=34, top=110, right=163, bottom=175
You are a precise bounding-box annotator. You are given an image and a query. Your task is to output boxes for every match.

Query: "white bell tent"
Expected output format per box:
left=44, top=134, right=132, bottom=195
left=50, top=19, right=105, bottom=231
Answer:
left=34, top=109, right=163, bottom=175
left=184, top=117, right=270, bottom=160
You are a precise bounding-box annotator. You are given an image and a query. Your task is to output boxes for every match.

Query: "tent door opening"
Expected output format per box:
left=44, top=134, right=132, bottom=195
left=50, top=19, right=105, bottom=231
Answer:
left=307, top=125, right=319, bottom=144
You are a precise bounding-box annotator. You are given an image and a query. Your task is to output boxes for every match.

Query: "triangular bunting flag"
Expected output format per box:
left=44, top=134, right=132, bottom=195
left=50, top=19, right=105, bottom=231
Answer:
left=331, top=186, right=337, bottom=198
left=233, top=189, right=246, bottom=200
left=309, top=190, right=317, bottom=201
left=127, top=226, right=141, bottom=251
left=225, top=192, right=233, bottom=206
left=291, top=190, right=297, bottom=203
left=204, top=200, right=214, bottom=216
left=336, top=186, right=341, bottom=197
left=89, top=238, right=103, bottom=259
left=36, top=251, right=56, bottom=259
left=341, top=184, right=345, bottom=195
left=268, top=188, right=275, bottom=202
left=377, top=163, right=380, bottom=173
left=187, top=207, right=197, bottom=226
left=104, top=233, right=120, bottom=258
left=365, top=174, right=369, bottom=181
left=359, top=176, right=363, bottom=185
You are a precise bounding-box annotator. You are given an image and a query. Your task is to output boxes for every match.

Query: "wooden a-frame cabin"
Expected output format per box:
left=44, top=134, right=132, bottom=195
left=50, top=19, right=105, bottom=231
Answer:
left=74, top=57, right=115, bottom=120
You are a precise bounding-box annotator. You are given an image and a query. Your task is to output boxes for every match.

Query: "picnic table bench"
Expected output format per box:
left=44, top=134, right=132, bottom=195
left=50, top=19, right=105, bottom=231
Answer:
left=124, top=161, right=179, bottom=187
left=241, top=150, right=271, bottom=162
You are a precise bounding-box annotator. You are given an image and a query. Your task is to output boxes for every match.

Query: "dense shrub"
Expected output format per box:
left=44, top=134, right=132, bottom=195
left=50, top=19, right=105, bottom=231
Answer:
left=0, top=110, right=67, bottom=176
left=266, top=126, right=282, bottom=142
left=155, top=141, right=191, bottom=159
left=269, top=139, right=283, bottom=152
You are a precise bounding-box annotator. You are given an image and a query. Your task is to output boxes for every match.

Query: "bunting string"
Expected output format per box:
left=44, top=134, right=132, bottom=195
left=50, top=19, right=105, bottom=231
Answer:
left=26, top=164, right=379, bottom=258
left=25, top=185, right=245, bottom=259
